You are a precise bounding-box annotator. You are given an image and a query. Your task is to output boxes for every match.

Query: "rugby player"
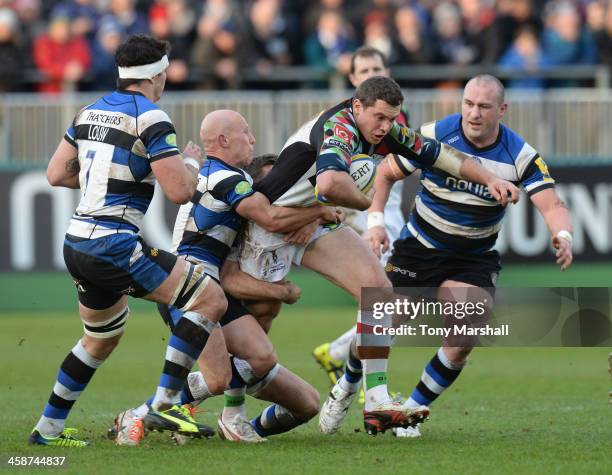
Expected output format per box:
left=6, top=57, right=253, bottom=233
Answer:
left=30, top=35, right=230, bottom=446
left=312, top=46, right=412, bottom=388
left=110, top=113, right=338, bottom=444
left=242, top=75, right=520, bottom=434
left=365, top=74, right=573, bottom=437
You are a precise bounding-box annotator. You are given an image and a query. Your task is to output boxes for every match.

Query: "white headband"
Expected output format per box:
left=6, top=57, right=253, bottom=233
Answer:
left=117, top=55, right=169, bottom=79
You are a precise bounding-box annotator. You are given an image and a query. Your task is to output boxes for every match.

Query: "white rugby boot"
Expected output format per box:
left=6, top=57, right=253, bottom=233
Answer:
left=319, top=381, right=358, bottom=434
left=217, top=415, right=267, bottom=443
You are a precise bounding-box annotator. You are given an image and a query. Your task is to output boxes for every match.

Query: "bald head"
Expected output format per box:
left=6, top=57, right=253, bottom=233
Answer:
left=464, top=74, right=505, bottom=105
left=200, top=109, right=255, bottom=168
left=200, top=110, right=246, bottom=148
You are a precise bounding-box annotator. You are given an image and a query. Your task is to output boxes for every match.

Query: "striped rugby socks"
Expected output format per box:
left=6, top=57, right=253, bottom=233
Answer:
left=35, top=340, right=103, bottom=437
left=151, top=311, right=216, bottom=411
left=405, top=347, right=464, bottom=407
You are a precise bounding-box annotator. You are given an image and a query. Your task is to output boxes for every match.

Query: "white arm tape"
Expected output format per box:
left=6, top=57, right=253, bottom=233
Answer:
left=556, top=230, right=573, bottom=246
left=183, top=157, right=200, bottom=170
left=367, top=211, right=385, bottom=229
left=434, top=143, right=466, bottom=178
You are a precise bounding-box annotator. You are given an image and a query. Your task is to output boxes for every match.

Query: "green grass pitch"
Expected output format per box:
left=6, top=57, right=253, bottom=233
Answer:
left=1, top=304, right=610, bottom=475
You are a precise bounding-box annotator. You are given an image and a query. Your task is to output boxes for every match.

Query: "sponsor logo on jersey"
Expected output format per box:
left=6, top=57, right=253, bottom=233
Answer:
left=445, top=177, right=493, bottom=199
left=334, top=124, right=353, bottom=143
left=150, top=248, right=159, bottom=257
left=86, top=111, right=122, bottom=126
left=448, top=135, right=460, bottom=144
left=235, top=181, right=252, bottom=195
left=535, top=157, right=554, bottom=182
left=328, top=138, right=352, bottom=155
left=166, top=133, right=177, bottom=146
left=88, top=125, right=109, bottom=142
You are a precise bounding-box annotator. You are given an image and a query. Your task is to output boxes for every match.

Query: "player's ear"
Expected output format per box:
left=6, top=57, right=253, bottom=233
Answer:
left=348, top=73, right=357, bottom=88
left=353, top=98, right=362, bottom=115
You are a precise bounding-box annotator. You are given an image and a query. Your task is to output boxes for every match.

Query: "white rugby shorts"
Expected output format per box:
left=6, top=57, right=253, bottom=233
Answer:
left=238, top=221, right=341, bottom=282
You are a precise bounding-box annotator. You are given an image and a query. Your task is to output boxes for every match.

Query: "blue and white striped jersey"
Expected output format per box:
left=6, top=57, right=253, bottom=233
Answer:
left=171, top=156, right=254, bottom=279
left=65, top=90, right=179, bottom=239
left=395, top=113, right=555, bottom=253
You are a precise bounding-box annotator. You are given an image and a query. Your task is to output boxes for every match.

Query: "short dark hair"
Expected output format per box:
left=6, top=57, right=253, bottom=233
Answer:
left=245, top=153, right=277, bottom=182
left=350, top=46, right=388, bottom=74
left=115, top=34, right=170, bottom=89
left=355, top=76, right=403, bottom=108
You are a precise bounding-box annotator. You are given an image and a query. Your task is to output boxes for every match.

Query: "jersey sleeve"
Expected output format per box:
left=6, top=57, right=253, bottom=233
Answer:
left=383, top=122, right=441, bottom=169
left=316, top=116, right=360, bottom=175
left=138, top=109, right=180, bottom=162
left=64, top=117, right=77, bottom=148
left=210, top=172, right=255, bottom=209
left=381, top=121, right=438, bottom=178
left=520, top=154, right=556, bottom=196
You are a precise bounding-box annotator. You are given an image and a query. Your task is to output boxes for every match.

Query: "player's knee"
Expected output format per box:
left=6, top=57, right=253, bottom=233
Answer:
left=193, top=281, right=228, bottom=323
left=81, top=333, right=121, bottom=360
left=445, top=346, right=472, bottom=365
left=250, top=348, right=277, bottom=377
left=204, top=365, right=231, bottom=396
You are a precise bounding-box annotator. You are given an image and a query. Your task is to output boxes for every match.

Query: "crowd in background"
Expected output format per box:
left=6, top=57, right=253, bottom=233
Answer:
left=0, top=0, right=611, bottom=92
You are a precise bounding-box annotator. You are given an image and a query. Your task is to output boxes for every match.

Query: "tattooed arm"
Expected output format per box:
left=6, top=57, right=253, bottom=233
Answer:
left=47, top=138, right=80, bottom=189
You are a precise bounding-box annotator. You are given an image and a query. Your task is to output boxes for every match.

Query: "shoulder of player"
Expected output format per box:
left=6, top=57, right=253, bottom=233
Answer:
left=319, top=99, right=359, bottom=137
left=199, top=160, right=250, bottom=190
left=498, top=124, right=542, bottom=177
left=431, top=113, right=462, bottom=141
left=135, top=104, right=174, bottom=135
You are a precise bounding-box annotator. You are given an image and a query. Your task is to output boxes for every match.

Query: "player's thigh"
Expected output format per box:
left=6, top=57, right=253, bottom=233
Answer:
left=438, top=280, right=492, bottom=305
left=245, top=299, right=282, bottom=333
left=301, top=226, right=390, bottom=299
left=223, top=315, right=276, bottom=375
left=144, top=258, right=227, bottom=320
left=438, top=280, right=490, bottom=359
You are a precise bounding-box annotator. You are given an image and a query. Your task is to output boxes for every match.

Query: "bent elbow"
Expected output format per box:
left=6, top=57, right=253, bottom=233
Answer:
left=264, top=219, right=284, bottom=233
left=316, top=175, right=336, bottom=198
left=167, top=189, right=193, bottom=205
left=46, top=169, right=62, bottom=187
left=174, top=193, right=192, bottom=205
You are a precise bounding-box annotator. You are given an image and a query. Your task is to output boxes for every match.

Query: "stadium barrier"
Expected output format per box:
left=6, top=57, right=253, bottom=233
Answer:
left=0, top=164, right=610, bottom=272
left=2, top=88, right=612, bottom=168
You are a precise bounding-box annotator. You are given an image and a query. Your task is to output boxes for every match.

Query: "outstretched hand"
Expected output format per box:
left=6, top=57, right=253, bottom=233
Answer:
left=552, top=235, right=573, bottom=271
left=487, top=178, right=519, bottom=206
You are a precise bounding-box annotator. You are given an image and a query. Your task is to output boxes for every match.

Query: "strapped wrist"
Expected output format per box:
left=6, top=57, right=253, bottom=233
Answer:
left=556, top=230, right=573, bottom=246
left=367, top=211, right=385, bottom=229
left=183, top=157, right=199, bottom=170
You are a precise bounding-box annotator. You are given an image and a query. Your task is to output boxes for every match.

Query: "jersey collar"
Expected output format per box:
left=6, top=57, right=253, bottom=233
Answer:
left=207, top=155, right=246, bottom=175
left=459, top=117, right=503, bottom=153
left=116, top=89, right=145, bottom=97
